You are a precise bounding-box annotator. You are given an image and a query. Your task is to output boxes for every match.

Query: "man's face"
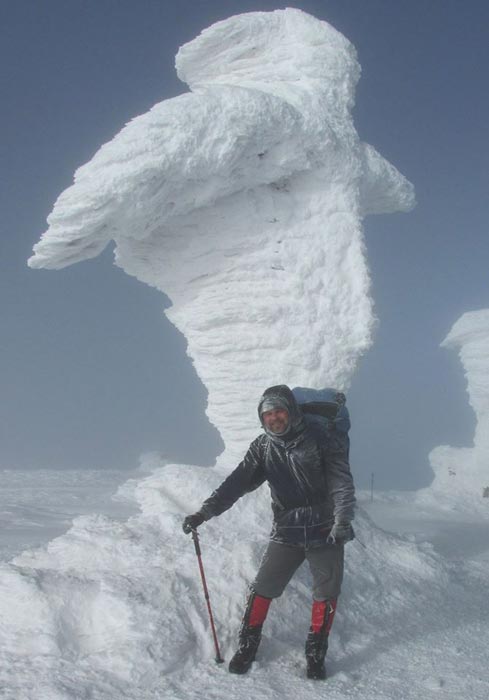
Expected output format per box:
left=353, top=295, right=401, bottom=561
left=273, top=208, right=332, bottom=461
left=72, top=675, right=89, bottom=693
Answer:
left=262, top=408, right=289, bottom=434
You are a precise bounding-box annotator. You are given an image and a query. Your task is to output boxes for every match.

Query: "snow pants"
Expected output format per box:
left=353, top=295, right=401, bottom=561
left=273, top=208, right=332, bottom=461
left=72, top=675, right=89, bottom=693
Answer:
left=252, top=540, right=344, bottom=601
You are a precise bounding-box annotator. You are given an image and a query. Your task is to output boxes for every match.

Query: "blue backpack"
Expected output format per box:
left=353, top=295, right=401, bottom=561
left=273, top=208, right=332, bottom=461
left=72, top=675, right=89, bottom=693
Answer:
left=292, top=387, right=350, bottom=435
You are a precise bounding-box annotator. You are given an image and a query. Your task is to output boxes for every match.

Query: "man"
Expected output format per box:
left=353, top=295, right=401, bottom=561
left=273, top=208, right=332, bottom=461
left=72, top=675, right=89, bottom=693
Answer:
left=182, top=384, right=355, bottom=680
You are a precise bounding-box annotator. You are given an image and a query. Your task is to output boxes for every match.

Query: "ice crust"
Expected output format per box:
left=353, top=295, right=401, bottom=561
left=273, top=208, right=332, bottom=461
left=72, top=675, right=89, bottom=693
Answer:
left=419, top=309, right=489, bottom=510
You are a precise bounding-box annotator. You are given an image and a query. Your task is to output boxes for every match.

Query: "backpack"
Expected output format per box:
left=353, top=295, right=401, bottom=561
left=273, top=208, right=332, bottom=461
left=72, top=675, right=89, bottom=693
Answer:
left=291, top=387, right=350, bottom=434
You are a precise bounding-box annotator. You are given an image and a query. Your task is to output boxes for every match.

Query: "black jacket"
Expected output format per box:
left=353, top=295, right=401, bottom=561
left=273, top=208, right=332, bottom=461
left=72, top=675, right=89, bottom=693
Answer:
left=200, top=385, right=356, bottom=548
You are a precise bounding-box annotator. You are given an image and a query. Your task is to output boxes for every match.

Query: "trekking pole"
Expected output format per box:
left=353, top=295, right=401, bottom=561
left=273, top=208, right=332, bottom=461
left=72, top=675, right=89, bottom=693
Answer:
left=191, top=529, right=225, bottom=664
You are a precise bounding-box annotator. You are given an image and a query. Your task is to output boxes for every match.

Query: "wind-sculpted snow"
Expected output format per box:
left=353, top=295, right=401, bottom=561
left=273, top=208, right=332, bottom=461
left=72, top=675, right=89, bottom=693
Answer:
left=29, top=8, right=414, bottom=454
left=419, top=309, right=489, bottom=511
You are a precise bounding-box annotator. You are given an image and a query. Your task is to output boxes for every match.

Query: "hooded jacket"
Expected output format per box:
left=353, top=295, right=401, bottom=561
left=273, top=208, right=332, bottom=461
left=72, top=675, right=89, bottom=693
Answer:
left=200, top=385, right=356, bottom=548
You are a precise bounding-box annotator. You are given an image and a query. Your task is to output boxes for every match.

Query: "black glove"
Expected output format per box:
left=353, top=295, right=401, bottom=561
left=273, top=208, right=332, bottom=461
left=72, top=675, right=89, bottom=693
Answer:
left=327, top=521, right=355, bottom=545
left=182, top=512, right=205, bottom=534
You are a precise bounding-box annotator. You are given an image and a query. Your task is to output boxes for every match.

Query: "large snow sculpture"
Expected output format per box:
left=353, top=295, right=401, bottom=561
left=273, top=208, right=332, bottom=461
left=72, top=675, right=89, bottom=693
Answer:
left=29, top=8, right=414, bottom=457
left=7, top=11, right=422, bottom=695
left=421, top=309, right=489, bottom=510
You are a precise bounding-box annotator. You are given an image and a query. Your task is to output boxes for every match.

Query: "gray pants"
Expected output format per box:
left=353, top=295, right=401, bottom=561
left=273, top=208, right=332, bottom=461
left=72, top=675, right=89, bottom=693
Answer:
left=252, top=540, right=344, bottom=601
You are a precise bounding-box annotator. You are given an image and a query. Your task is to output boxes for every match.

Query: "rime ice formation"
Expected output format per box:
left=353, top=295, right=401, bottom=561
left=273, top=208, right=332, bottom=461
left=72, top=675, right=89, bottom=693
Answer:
left=29, top=8, right=414, bottom=457
left=419, top=309, right=489, bottom=510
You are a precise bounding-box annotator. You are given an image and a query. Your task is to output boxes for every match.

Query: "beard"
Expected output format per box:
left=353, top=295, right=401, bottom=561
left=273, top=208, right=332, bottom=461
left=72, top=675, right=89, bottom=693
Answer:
left=267, top=417, right=289, bottom=434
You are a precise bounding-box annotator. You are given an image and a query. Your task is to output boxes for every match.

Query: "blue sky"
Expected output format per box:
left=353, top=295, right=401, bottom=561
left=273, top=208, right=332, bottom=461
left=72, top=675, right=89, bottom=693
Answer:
left=1, top=0, right=488, bottom=488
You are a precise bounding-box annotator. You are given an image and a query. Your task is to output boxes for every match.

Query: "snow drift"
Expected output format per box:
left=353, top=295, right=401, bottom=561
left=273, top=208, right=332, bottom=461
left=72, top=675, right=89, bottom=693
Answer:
left=419, top=309, right=489, bottom=512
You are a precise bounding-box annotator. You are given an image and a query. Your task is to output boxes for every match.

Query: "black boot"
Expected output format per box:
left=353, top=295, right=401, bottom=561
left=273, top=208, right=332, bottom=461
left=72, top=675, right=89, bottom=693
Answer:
left=229, top=589, right=272, bottom=675
left=305, top=599, right=337, bottom=680
left=305, top=631, right=328, bottom=679
left=228, top=626, right=263, bottom=674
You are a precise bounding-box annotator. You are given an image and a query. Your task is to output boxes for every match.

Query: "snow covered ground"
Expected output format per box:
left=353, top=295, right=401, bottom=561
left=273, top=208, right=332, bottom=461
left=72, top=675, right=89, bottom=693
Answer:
left=0, top=467, right=488, bottom=699
left=0, top=469, right=138, bottom=562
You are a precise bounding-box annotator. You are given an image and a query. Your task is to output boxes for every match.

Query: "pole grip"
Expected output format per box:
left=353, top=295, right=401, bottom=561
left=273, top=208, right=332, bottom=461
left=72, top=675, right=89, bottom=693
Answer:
left=191, top=529, right=202, bottom=555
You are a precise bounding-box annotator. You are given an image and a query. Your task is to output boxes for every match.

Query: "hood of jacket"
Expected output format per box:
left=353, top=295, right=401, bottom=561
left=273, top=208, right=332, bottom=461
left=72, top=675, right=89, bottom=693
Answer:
left=258, top=384, right=305, bottom=441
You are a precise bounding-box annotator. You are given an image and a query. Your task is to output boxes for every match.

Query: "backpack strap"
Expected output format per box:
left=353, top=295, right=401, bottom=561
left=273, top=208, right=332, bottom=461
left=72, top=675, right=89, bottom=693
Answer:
left=300, top=401, right=339, bottom=420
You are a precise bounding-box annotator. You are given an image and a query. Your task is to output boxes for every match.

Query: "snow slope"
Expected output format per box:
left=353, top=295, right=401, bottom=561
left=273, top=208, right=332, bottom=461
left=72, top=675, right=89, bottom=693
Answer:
left=8, top=9, right=487, bottom=700
left=418, top=309, right=489, bottom=513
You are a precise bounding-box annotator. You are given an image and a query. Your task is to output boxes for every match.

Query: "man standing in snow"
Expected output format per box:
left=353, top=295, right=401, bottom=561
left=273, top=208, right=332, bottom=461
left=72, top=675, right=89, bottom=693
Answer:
left=182, top=384, right=355, bottom=680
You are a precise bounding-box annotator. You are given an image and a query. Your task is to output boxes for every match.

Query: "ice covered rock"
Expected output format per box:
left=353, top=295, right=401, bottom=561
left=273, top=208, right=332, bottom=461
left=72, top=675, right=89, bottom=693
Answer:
left=419, top=309, right=489, bottom=511
left=28, top=8, right=414, bottom=457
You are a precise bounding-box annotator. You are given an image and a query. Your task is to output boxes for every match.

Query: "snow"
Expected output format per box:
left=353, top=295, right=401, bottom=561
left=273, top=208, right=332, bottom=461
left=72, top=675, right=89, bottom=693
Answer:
left=9, top=7, right=487, bottom=700
left=2, top=465, right=489, bottom=699
left=0, top=469, right=137, bottom=562
left=28, top=7, right=414, bottom=456
left=418, top=309, right=489, bottom=512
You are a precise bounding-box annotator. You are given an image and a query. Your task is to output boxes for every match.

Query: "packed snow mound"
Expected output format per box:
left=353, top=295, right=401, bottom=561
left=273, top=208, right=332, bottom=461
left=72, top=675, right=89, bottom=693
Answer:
left=418, top=309, right=489, bottom=512
left=28, top=8, right=414, bottom=453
